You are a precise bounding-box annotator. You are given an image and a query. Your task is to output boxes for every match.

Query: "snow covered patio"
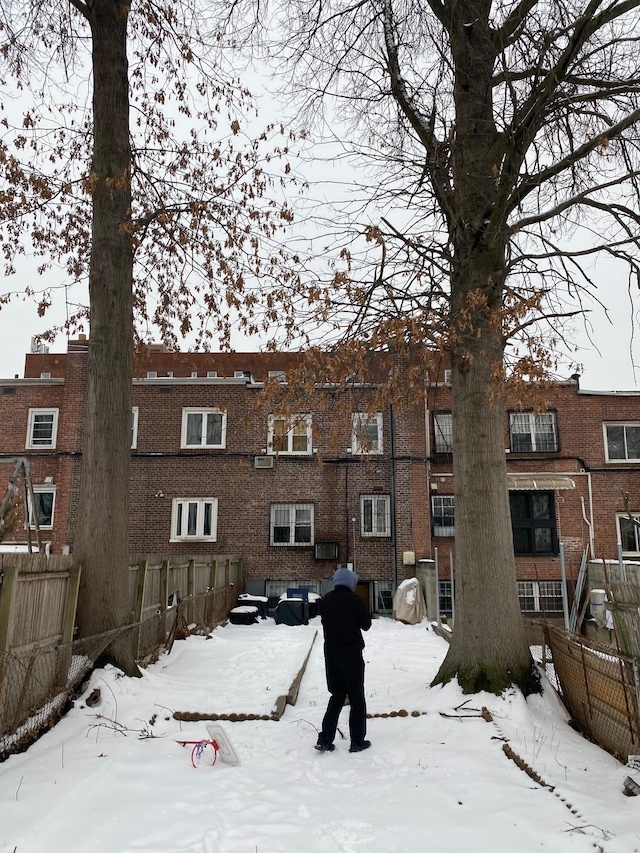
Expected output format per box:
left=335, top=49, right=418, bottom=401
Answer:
left=1, top=616, right=639, bottom=852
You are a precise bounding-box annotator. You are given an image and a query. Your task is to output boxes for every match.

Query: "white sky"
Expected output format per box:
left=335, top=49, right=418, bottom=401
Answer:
left=1, top=615, right=638, bottom=852
left=1, top=48, right=639, bottom=393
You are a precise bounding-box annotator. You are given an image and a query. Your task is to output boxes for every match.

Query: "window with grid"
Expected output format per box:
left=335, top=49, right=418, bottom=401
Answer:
left=26, top=409, right=59, bottom=449
left=517, top=580, right=563, bottom=612
left=270, top=503, right=314, bottom=546
left=604, top=423, right=640, bottom=461
left=268, top=415, right=312, bottom=454
left=432, top=495, right=455, bottom=537
left=171, top=498, right=218, bottom=541
left=361, top=495, right=391, bottom=536
left=28, top=487, right=56, bottom=528
left=181, top=409, right=226, bottom=448
left=433, top=412, right=453, bottom=454
left=509, top=412, right=558, bottom=452
left=439, top=580, right=454, bottom=616
left=352, top=413, right=383, bottom=454
left=509, top=491, right=558, bottom=555
left=618, top=513, right=640, bottom=553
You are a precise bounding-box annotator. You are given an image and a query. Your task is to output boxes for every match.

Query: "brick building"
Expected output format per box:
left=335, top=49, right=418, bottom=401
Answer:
left=1, top=340, right=639, bottom=616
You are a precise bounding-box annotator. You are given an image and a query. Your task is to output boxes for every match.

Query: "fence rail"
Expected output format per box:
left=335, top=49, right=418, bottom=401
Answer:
left=0, top=552, right=242, bottom=760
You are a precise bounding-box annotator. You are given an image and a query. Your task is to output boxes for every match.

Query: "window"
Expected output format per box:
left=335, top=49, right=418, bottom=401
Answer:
left=517, top=580, right=563, bottom=613
left=26, top=409, right=59, bottom=449
left=433, top=412, right=453, bottom=454
left=618, top=513, right=640, bottom=553
left=604, top=423, right=640, bottom=462
left=361, top=495, right=391, bottom=536
left=270, top=503, right=314, bottom=546
left=267, top=414, right=312, bottom=454
left=352, top=413, right=383, bottom=454
left=509, top=490, right=558, bottom=555
left=171, top=498, right=218, bottom=541
left=374, top=581, right=393, bottom=613
left=181, top=409, right=226, bottom=448
left=28, top=486, right=56, bottom=529
left=432, top=495, right=455, bottom=537
left=439, top=580, right=454, bottom=616
left=131, top=407, right=139, bottom=450
left=509, top=412, right=558, bottom=452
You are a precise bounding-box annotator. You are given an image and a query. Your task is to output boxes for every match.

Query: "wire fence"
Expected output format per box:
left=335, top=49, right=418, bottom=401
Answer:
left=0, top=584, right=238, bottom=762
left=544, top=622, right=640, bottom=763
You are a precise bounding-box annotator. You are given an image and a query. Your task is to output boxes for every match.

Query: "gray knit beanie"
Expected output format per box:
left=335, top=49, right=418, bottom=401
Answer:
left=332, top=567, right=358, bottom=592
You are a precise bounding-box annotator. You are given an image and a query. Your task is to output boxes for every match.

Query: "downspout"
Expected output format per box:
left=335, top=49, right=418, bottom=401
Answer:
left=389, top=404, right=397, bottom=592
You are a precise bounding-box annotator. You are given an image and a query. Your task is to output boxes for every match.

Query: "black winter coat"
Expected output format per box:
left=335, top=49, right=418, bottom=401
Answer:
left=319, top=585, right=371, bottom=659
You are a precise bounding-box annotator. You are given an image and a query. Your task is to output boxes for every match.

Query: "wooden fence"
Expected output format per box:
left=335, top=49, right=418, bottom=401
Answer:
left=0, top=552, right=242, bottom=756
left=128, top=554, right=243, bottom=659
left=544, top=623, right=640, bottom=763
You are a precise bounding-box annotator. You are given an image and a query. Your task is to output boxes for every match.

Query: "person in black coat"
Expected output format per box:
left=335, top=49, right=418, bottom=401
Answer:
left=315, top=567, right=372, bottom=753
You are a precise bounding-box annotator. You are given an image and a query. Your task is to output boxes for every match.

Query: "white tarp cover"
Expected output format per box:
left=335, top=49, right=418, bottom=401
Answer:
left=392, top=577, right=427, bottom=625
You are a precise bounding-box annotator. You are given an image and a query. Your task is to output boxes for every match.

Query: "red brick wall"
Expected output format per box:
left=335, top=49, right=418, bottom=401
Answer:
left=6, top=352, right=640, bottom=597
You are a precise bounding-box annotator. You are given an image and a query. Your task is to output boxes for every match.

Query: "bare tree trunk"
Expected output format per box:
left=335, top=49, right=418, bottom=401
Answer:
left=72, top=0, right=137, bottom=674
left=432, top=7, right=536, bottom=693
left=433, top=343, right=536, bottom=694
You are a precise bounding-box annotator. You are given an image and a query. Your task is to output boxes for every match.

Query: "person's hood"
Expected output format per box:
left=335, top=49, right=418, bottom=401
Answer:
left=332, top=567, right=358, bottom=592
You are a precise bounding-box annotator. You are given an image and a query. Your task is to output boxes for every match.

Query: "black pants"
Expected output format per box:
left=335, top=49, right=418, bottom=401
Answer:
left=319, top=653, right=367, bottom=746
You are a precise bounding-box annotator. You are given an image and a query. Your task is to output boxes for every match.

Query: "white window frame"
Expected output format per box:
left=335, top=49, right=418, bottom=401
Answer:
left=131, top=407, right=139, bottom=450
left=517, top=580, right=564, bottom=613
left=432, top=495, right=455, bottom=537
left=170, top=498, right=218, bottom=542
left=267, top=414, right=312, bottom=455
left=604, top=422, right=640, bottom=462
left=27, top=485, right=56, bottom=529
left=26, top=408, right=59, bottom=449
left=181, top=408, right=227, bottom=449
left=617, top=512, right=640, bottom=554
left=351, top=412, right=383, bottom=455
left=270, top=503, right=314, bottom=546
left=509, top=411, right=558, bottom=453
left=360, top=494, right=391, bottom=537
left=433, top=412, right=453, bottom=454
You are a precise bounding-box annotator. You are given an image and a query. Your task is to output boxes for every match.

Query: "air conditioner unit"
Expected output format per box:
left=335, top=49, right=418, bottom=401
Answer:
left=315, top=542, right=339, bottom=560
left=254, top=455, right=275, bottom=469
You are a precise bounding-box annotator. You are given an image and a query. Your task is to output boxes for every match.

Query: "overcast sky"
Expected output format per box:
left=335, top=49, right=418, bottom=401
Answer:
left=2, top=17, right=639, bottom=394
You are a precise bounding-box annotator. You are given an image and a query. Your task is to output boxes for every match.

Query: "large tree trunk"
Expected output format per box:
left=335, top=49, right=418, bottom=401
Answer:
left=73, top=0, right=137, bottom=674
left=433, top=344, right=537, bottom=694
left=432, top=4, right=537, bottom=694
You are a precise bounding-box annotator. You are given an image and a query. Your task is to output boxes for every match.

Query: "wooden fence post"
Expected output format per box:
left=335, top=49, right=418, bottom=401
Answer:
left=134, top=559, right=148, bottom=658
left=0, top=564, right=19, bottom=653
left=61, top=563, right=82, bottom=645
left=159, top=559, right=169, bottom=644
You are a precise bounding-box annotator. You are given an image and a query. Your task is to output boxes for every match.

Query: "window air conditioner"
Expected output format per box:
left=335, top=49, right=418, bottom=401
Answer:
left=315, top=542, right=339, bottom=560
left=254, top=455, right=275, bottom=469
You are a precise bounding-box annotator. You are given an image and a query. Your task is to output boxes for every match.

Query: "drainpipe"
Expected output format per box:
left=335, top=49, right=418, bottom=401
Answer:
left=389, top=404, right=397, bottom=592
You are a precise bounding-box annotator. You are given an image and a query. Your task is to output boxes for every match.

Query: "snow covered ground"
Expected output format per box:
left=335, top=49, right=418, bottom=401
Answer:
left=1, top=616, right=639, bottom=853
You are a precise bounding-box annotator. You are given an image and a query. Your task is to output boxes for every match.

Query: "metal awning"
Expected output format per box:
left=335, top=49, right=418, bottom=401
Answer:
left=507, top=474, right=576, bottom=491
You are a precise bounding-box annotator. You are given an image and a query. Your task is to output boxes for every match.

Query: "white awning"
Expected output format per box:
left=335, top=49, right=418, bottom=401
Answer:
left=507, top=474, right=576, bottom=491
